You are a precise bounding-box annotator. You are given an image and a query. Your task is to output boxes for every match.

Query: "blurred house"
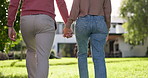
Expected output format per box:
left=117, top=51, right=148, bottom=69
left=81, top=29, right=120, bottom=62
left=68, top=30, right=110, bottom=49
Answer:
left=52, top=0, right=148, bottom=57
left=52, top=16, right=148, bottom=57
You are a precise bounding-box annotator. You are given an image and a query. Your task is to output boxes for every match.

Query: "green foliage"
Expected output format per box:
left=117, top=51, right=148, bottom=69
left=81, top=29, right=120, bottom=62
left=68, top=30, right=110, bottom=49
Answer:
left=120, top=0, right=148, bottom=45
left=0, top=0, right=22, bottom=52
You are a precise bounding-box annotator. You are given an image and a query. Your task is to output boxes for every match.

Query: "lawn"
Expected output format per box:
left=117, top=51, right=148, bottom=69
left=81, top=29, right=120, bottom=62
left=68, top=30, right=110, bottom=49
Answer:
left=0, top=57, right=148, bottom=78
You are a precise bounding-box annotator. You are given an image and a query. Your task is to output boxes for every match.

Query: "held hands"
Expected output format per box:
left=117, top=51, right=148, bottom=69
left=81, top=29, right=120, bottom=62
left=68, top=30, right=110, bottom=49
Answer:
left=8, top=27, right=16, bottom=41
left=63, top=27, right=73, bottom=38
left=106, top=35, right=109, bottom=41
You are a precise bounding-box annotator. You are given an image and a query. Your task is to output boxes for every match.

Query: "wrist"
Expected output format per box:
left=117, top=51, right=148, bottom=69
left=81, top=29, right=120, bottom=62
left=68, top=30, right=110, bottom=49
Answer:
left=7, top=25, right=13, bottom=28
left=65, top=26, right=71, bottom=29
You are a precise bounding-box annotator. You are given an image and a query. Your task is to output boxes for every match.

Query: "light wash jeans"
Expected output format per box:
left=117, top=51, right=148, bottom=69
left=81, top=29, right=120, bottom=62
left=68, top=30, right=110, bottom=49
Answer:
left=75, top=15, right=108, bottom=78
left=20, top=14, right=55, bottom=78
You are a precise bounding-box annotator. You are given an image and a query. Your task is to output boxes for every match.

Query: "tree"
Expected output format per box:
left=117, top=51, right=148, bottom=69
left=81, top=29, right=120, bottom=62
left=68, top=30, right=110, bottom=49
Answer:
left=0, top=0, right=22, bottom=53
left=120, top=0, right=148, bottom=45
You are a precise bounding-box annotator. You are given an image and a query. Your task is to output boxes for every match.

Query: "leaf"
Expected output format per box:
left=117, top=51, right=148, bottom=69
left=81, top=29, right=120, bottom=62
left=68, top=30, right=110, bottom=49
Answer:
left=120, top=0, right=148, bottom=45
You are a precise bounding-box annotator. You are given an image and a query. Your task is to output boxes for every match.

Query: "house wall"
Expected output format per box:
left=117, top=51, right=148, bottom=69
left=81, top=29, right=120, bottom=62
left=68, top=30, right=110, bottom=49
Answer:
left=118, top=37, right=148, bottom=57
left=52, top=22, right=148, bottom=57
left=52, top=34, right=76, bottom=55
left=52, top=34, right=148, bottom=57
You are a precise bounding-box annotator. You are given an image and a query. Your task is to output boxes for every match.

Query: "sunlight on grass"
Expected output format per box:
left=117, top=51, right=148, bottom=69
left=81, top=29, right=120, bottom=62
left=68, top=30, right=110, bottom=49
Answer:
left=0, top=57, right=148, bottom=78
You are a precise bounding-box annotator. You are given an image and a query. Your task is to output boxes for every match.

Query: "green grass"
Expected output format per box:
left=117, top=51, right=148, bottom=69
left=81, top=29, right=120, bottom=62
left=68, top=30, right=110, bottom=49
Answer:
left=0, top=57, right=148, bottom=78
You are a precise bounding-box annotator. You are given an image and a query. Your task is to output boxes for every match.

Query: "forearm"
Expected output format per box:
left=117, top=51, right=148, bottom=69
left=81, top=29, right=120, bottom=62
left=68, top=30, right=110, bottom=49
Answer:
left=65, top=0, right=80, bottom=28
left=105, top=15, right=111, bottom=29
left=7, top=0, right=21, bottom=27
left=104, top=0, right=112, bottom=29
left=56, top=0, right=69, bottom=23
left=65, top=20, right=73, bottom=28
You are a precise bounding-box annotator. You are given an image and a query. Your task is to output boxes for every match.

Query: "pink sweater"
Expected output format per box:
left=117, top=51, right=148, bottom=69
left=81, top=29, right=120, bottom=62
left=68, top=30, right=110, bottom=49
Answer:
left=7, top=0, right=69, bottom=27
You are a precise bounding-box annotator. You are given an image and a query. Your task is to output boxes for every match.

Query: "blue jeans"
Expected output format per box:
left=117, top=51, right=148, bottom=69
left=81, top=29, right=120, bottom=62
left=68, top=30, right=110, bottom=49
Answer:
left=75, top=15, right=108, bottom=78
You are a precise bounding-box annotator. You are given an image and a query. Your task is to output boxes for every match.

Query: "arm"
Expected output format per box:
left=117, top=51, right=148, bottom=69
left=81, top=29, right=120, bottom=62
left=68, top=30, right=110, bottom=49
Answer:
left=65, top=0, right=80, bottom=28
left=7, top=0, right=21, bottom=41
left=56, top=0, right=69, bottom=23
left=103, top=0, right=112, bottom=29
left=63, top=0, right=80, bottom=38
left=7, top=0, right=21, bottom=27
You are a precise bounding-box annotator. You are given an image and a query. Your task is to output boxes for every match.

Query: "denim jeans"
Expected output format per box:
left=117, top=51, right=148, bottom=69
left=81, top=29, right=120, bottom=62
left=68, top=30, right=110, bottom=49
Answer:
left=75, top=15, right=108, bottom=78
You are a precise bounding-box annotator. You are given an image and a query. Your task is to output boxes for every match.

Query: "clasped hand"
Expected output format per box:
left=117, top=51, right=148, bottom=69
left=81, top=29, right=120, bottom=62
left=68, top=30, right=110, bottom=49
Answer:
left=8, top=27, right=16, bottom=41
left=63, top=27, right=73, bottom=38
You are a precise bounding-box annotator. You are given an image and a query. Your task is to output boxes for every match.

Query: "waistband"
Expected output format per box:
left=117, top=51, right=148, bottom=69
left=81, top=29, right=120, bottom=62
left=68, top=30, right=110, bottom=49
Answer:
left=78, top=15, right=104, bottom=20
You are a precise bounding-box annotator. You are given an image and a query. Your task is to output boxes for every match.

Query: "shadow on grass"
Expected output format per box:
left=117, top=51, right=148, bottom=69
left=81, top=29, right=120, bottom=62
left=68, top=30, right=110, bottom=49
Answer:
left=0, top=72, right=27, bottom=78
left=0, top=75, right=27, bottom=78
left=0, top=60, right=26, bottom=67
left=50, top=58, right=148, bottom=66
left=1, top=57, right=148, bottom=67
left=50, top=62, right=79, bottom=66
left=0, top=65, right=26, bottom=68
left=10, top=60, right=22, bottom=66
left=106, top=58, right=148, bottom=63
left=51, top=57, right=148, bottom=65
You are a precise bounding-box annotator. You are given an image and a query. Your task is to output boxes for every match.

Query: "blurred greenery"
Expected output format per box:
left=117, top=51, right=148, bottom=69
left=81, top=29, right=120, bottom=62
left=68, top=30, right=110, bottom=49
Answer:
left=0, top=0, right=22, bottom=53
left=0, top=57, right=148, bottom=78
left=120, top=0, right=148, bottom=45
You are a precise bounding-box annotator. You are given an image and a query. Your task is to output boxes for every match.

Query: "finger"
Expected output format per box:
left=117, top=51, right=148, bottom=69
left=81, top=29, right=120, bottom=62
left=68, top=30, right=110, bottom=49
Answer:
left=63, top=33, right=69, bottom=37
left=63, top=35, right=66, bottom=37
left=63, top=34, right=67, bottom=37
left=13, top=32, right=17, bottom=39
left=9, top=36, right=16, bottom=41
left=63, top=34, right=65, bottom=37
left=10, top=38, right=16, bottom=41
left=68, top=33, right=73, bottom=36
left=9, top=34, right=16, bottom=41
left=8, top=28, right=16, bottom=41
left=8, top=33, right=13, bottom=40
left=11, top=36, right=16, bottom=41
left=13, top=35, right=16, bottom=39
left=66, top=35, right=72, bottom=38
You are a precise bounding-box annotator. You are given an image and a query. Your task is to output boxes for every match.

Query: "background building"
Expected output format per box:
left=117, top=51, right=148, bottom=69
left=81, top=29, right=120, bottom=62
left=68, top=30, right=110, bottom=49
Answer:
left=52, top=19, right=148, bottom=57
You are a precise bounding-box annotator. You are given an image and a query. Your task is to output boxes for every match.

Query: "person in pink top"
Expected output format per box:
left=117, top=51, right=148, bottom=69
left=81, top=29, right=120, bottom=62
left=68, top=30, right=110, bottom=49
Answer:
left=63, top=0, right=111, bottom=78
left=7, top=0, right=69, bottom=78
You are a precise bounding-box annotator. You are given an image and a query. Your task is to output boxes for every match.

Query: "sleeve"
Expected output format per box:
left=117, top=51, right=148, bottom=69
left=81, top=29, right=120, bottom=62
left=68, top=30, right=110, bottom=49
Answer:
left=65, top=0, right=80, bottom=28
left=7, top=0, right=21, bottom=27
left=56, top=0, right=69, bottom=24
left=103, top=0, right=112, bottom=29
